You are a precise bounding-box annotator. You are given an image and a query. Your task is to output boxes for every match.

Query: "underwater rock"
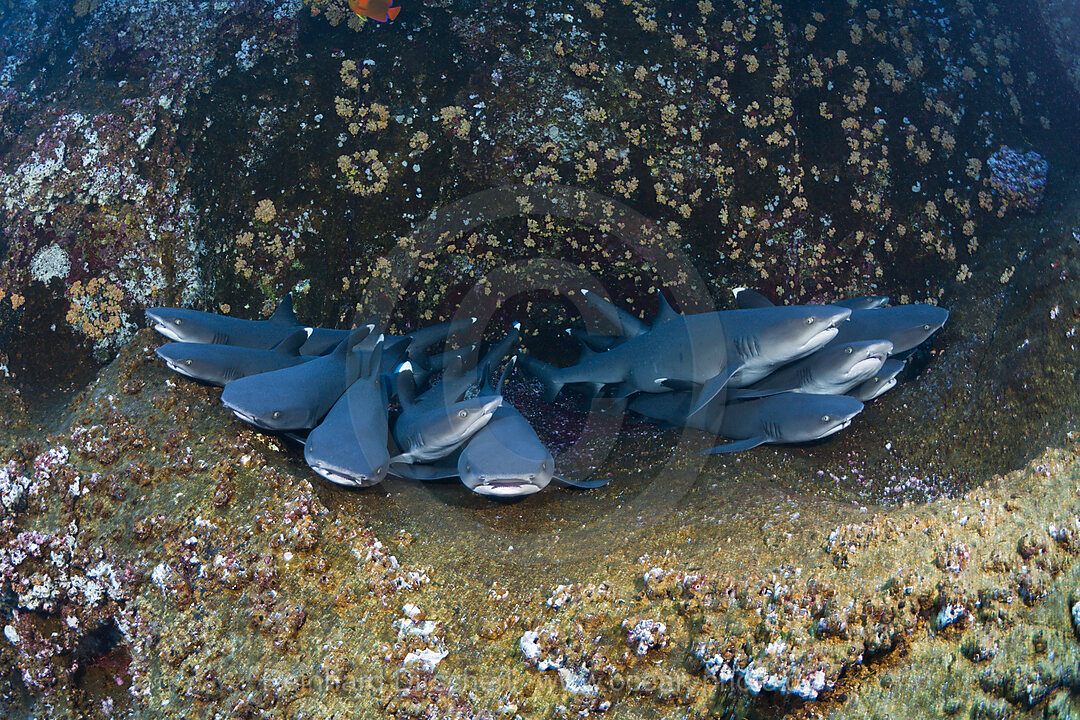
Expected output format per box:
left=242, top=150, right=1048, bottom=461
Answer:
left=987, top=147, right=1049, bottom=213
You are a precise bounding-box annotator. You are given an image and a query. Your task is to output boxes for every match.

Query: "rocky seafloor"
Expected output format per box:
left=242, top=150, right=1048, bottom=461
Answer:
left=1, top=0, right=1080, bottom=718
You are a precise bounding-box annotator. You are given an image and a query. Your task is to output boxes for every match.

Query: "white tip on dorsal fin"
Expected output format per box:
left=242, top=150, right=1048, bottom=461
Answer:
left=398, top=360, right=413, bottom=373
left=732, top=286, right=747, bottom=297
left=654, top=377, right=668, bottom=384
left=580, top=288, right=591, bottom=295
left=469, top=316, right=478, bottom=323
left=496, top=355, right=517, bottom=394
left=513, top=321, right=521, bottom=330
left=304, top=326, right=314, bottom=337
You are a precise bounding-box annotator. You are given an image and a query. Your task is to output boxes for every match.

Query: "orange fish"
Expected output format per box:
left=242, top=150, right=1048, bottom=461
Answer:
left=349, top=0, right=400, bottom=22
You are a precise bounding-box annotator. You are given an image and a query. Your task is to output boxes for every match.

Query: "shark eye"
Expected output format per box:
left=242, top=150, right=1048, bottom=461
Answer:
left=923, top=324, right=931, bottom=331
left=184, top=359, right=193, bottom=365
left=541, top=461, right=547, bottom=471
left=806, top=317, right=815, bottom=325
left=376, top=466, right=383, bottom=474
left=845, top=347, right=853, bottom=354
left=458, top=409, right=468, bottom=418
left=821, top=415, right=830, bottom=422
left=272, top=411, right=282, bottom=419
left=174, top=318, right=183, bottom=325
left=465, top=463, right=472, bottom=472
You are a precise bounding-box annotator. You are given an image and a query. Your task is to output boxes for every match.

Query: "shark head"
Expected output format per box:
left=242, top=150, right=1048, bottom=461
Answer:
left=220, top=377, right=319, bottom=431
left=155, top=343, right=235, bottom=385
left=402, top=395, right=503, bottom=462
left=766, top=393, right=865, bottom=443
left=146, top=307, right=225, bottom=344
left=305, top=438, right=389, bottom=489
left=850, top=358, right=905, bottom=401
left=457, top=412, right=554, bottom=498
left=820, top=339, right=893, bottom=384
left=883, top=304, right=949, bottom=354
left=751, top=305, right=852, bottom=362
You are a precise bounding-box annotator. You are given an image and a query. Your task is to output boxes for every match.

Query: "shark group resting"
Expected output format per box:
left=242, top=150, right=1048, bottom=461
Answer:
left=146, top=285, right=947, bottom=494
left=147, top=297, right=606, bottom=498
left=520, top=287, right=947, bottom=454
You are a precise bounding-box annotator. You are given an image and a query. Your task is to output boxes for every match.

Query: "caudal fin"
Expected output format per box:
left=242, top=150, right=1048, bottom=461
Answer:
left=518, top=355, right=564, bottom=403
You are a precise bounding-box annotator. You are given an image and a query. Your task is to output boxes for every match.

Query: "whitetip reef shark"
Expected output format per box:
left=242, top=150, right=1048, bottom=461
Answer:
left=726, top=339, right=892, bottom=400
left=302, top=336, right=392, bottom=488
left=521, top=289, right=851, bottom=415
left=388, top=327, right=522, bottom=468
left=630, top=390, right=865, bottom=454
left=154, top=328, right=311, bottom=385
left=732, top=288, right=948, bottom=355
left=220, top=326, right=374, bottom=431
left=849, top=358, right=906, bottom=402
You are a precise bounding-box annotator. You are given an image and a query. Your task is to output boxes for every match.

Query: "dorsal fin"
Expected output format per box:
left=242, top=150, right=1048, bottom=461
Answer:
left=396, top=362, right=417, bottom=407
left=654, top=291, right=680, bottom=323
left=269, top=293, right=298, bottom=325
left=335, top=325, right=373, bottom=357
left=495, top=356, right=517, bottom=395
left=476, top=325, right=520, bottom=375
left=272, top=328, right=308, bottom=355
left=352, top=318, right=381, bottom=351
left=581, top=289, right=648, bottom=337
left=366, top=334, right=385, bottom=377
left=734, top=288, right=775, bottom=309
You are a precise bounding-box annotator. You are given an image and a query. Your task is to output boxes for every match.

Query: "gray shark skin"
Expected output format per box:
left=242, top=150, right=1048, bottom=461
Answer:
left=456, top=358, right=554, bottom=498
left=849, top=358, right=906, bottom=401
left=630, top=391, right=864, bottom=454
left=729, top=290, right=946, bottom=356
left=389, top=328, right=519, bottom=466
left=727, top=339, right=892, bottom=400
left=298, top=317, right=477, bottom=360
left=220, top=327, right=372, bottom=431
left=155, top=329, right=310, bottom=386
left=734, top=288, right=889, bottom=311
left=521, top=293, right=850, bottom=414
left=833, top=296, right=890, bottom=310
left=828, top=305, right=948, bottom=355
left=147, top=295, right=306, bottom=349
left=303, top=338, right=390, bottom=488
left=391, top=365, right=502, bottom=465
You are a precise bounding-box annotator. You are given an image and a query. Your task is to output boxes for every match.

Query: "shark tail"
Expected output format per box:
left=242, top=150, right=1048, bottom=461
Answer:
left=518, top=355, right=564, bottom=403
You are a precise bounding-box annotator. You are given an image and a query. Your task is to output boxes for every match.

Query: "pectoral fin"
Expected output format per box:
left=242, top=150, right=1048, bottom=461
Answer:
left=726, top=385, right=789, bottom=400
left=687, top=365, right=738, bottom=416
left=552, top=475, right=612, bottom=489
left=701, top=436, right=765, bottom=454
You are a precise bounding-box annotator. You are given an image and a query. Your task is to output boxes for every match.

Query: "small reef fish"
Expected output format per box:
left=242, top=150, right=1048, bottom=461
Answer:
left=349, top=0, right=400, bottom=22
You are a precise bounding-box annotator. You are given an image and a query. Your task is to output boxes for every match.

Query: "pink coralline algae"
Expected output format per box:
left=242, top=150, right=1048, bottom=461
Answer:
left=986, top=146, right=1049, bottom=213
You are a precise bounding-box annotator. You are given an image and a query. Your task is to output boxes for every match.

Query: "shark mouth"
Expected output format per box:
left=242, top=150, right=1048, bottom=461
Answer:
left=162, top=359, right=199, bottom=379
left=849, top=356, right=885, bottom=376
left=310, top=464, right=371, bottom=488
left=151, top=321, right=185, bottom=342
left=470, top=478, right=543, bottom=497
left=795, top=325, right=840, bottom=354
left=819, top=419, right=853, bottom=438
left=225, top=405, right=276, bottom=430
